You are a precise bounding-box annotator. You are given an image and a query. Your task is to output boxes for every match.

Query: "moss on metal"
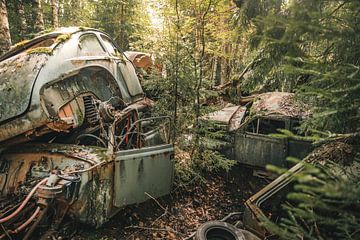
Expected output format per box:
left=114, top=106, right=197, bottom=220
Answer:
left=11, top=40, right=30, bottom=49
left=79, top=26, right=91, bottom=31
left=27, top=47, right=53, bottom=55
left=55, top=34, right=71, bottom=44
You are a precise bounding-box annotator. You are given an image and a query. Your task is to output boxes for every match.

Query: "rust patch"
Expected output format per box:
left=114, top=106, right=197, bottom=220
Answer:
left=46, top=121, right=72, bottom=132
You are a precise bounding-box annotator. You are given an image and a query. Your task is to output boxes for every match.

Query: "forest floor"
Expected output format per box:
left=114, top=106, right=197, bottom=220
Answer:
left=57, top=165, right=268, bottom=240
left=49, top=140, right=358, bottom=240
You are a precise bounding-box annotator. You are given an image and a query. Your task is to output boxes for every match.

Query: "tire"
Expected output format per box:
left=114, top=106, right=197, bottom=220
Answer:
left=195, top=221, right=259, bottom=240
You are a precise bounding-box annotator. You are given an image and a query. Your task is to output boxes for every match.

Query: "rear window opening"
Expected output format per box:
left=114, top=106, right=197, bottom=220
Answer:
left=246, top=118, right=286, bottom=135
left=1, top=37, right=58, bottom=62
left=14, top=38, right=57, bottom=53
left=29, top=38, right=56, bottom=49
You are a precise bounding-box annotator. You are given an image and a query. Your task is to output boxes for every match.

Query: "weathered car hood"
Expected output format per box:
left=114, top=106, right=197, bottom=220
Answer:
left=0, top=53, right=47, bottom=122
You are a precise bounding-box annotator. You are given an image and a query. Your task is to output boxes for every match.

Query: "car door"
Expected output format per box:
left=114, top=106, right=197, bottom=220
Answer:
left=234, top=117, right=289, bottom=168
left=113, top=144, right=174, bottom=207
left=112, top=115, right=174, bottom=208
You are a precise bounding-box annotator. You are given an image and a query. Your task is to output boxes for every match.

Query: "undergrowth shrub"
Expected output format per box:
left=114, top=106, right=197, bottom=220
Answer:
left=261, top=148, right=360, bottom=240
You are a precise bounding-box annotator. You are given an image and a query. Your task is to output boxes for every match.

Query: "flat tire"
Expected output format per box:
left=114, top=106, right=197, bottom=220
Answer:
left=195, top=221, right=259, bottom=240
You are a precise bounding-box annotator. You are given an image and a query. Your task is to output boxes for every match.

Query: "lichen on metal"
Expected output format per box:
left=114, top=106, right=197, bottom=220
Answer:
left=26, top=47, right=53, bottom=55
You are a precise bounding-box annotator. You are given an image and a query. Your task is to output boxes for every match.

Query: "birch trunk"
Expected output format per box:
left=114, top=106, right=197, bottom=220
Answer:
left=34, top=0, right=44, bottom=32
left=16, top=0, right=27, bottom=37
left=0, top=0, right=11, bottom=55
left=51, top=0, right=59, bottom=28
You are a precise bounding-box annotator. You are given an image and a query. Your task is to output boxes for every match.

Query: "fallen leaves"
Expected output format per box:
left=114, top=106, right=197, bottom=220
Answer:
left=69, top=165, right=267, bottom=240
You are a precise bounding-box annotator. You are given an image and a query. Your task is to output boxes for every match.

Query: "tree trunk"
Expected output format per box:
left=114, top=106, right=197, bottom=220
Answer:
left=220, top=44, right=231, bottom=85
left=119, top=3, right=128, bottom=49
left=34, top=0, right=44, bottom=32
left=213, top=57, right=221, bottom=86
left=173, top=0, right=180, bottom=141
left=51, top=0, right=59, bottom=28
left=16, top=0, right=27, bottom=37
left=195, top=0, right=212, bottom=136
left=0, top=0, right=11, bottom=55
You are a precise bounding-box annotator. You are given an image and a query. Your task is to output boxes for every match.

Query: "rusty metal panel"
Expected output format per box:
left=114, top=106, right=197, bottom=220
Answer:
left=0, top=27, right=147, bottom=145
left=118, top=60, right=144, bottom=98
left=201, top=106, right=247, bottom=131
left=114, top=144, right=174, bottom=207
left=234, top=133, right=287, bottom=168
left=40, top=70, right=123, bottom=116
left=251, top=92, right=311, bottom=119
left=124, top=51, right=152, bottom=70
left=203, top=106, right=241, bottom=124
left=243, top=162, right=305, bottom=237
left=0, top=54, right=47, bottom=122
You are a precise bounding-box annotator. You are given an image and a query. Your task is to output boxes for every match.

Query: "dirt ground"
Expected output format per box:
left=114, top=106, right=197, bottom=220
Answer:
left=56, top=165, right=267, bottom=240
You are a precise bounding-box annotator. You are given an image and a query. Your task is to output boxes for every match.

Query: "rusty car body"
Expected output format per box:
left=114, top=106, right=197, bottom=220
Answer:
left=242, top=141, right=360, bottom=238
left=202, top=92, right=313, bottom=169
left=124, top=51, right=153, bottom=71
left=0, top=27, right=147, bottom=146
left=0, top=27, right=174, bottom=239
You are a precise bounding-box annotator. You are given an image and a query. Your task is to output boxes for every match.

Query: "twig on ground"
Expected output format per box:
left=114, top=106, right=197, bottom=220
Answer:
left=150, top=212, right=167, bottom=226
left=220, top=212, right=242, bottom=221
left=145, top=192, right=168, bottom=213
left=183, top=231, right=196, bottom=240
left=125, top=192, right=174, bottom=240
left=125, top=225, right=183, bottom=236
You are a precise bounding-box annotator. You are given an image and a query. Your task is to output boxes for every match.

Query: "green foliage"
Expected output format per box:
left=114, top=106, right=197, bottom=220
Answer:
left=88, top=0, right=139, bottom=49
left=174, top=142, right=235, bottom=186
left=172, top=117, right=236, bottom=186
left=270, top=129, right=320, bottom=142
left=195, top=149, right=235, bottom=172
left=262, top=156, right=360, bottom=240
left=235, top=0, right=360, bottom=133
left=188, top=119, right=236, bottom=177
left=6, top=0, right=148, bottom=51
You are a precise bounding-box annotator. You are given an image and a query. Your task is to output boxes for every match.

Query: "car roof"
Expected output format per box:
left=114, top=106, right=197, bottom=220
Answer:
left=250, top=92, right=311, bottom=119
left=0, top=27, right=108, bottom=62
left=202, top=92, right=311, bottom=131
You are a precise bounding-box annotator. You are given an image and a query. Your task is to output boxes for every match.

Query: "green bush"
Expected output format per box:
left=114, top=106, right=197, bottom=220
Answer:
left=262, top=153, right=360, bottom=240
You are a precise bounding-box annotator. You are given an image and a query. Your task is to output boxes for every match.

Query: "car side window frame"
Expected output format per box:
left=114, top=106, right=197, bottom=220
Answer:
left=97, top=34, right=144, bottom=98
left=78, top=33, right=106, bottom=56
left=97, top=33, right=142, bottom=72
left=99, top=34, right=125, bottom=58
left=244, top=117, right=287, bottom=135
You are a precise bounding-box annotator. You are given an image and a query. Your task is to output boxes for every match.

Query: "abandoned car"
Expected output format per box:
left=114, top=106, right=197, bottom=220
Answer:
left=242, top=141, right=360, bottom=238
left=202, top=92, right=313, bottom=169
left=0, top=27, right=174, bottom=239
